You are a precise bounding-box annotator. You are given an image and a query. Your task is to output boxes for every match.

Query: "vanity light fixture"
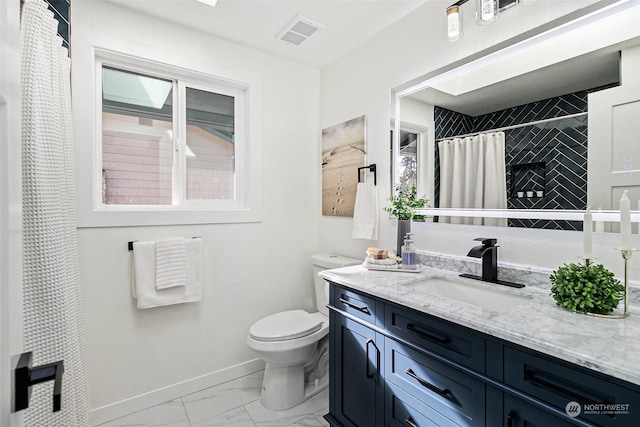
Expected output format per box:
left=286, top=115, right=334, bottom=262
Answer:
left=476, top=0, right=498, bottom=25
left=446, top=0, right=468, bottom=42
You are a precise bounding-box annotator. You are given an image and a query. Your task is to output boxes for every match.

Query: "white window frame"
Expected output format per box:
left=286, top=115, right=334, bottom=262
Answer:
left=77, top=50, right=262, bottom=227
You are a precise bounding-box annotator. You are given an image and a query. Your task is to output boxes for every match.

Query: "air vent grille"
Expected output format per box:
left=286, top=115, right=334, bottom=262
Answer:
left=278, top=15, right=324, bottom=46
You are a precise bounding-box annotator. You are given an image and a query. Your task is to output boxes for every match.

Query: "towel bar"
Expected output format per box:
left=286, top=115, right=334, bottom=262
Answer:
left=357, top=164, right=377, bottom=186
left=128, top=237, right=201, bottom=251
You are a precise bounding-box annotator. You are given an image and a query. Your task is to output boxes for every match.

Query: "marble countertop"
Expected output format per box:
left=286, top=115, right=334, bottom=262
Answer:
left=320, top=264, right=640, bottom=387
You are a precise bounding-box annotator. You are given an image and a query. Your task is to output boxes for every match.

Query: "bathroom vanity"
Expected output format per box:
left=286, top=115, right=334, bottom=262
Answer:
left=321, top=265, right=640, bottom=427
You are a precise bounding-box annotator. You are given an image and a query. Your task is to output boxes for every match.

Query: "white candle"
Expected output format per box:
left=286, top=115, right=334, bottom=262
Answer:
left=620, top=191, right=632, bottom=250
left=583, top=206, right=592, bottom=259
left=595, top=205, right=605, bottom=233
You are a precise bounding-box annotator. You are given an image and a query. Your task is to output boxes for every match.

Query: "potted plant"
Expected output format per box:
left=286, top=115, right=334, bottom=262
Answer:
left=550, top=261, right=624, bottom=315
left=384, top=185, right=428, bottom=256
left=384, top=185, right=428, bottom=221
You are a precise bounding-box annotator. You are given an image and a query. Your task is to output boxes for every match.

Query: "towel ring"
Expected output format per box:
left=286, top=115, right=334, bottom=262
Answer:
left=357, top=164, right=377, bottom=186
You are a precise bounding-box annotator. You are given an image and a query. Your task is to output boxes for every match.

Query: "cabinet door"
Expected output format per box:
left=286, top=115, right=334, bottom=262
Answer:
left=329, top=313, right=383, bottom=427
left=503, top=395, right=579, bottom=427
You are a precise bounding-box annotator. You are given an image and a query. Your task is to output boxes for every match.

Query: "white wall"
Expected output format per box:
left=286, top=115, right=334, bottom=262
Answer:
left=72, top=1, right=320, bottom=421
left=318, top=0, right=640, bottom=274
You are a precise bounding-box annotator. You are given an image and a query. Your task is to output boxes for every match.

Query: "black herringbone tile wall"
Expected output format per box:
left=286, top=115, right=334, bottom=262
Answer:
left=434, top=90, right=592, bottom=230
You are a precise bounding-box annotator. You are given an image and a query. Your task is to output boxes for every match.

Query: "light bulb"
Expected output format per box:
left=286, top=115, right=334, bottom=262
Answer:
left=476, top=0, right=498, bottom=24
left=447, top=5, right=462, bottom=41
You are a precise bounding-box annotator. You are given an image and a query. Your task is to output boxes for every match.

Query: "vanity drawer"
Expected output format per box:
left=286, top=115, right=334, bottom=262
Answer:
left=385, top=304, right=485, bottom=372
left=385, top=338, right=485, bottom=427
left=331, top=285, right=381, bottom=326
left=385, top=381, right=461, bottom=427
left=504, top=346, right=640, bottom=426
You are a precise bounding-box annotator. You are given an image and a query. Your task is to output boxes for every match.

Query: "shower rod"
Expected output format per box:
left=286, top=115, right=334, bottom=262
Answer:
left=435, top=112, right=588, bottom=142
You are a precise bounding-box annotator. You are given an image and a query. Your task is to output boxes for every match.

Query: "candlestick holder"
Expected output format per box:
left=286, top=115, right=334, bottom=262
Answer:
left=586, top=248, right=634, bottom=319
left=579, top=256, right=596, bottom=266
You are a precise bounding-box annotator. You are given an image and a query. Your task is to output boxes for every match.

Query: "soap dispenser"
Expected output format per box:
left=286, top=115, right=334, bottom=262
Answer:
left=401, top=233, right=417, bottom=270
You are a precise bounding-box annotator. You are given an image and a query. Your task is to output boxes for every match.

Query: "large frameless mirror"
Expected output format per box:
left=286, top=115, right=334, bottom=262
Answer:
left=391, top=1, right=640, bottom=230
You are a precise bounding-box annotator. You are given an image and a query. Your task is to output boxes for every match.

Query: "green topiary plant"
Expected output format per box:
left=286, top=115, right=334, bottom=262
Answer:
left=384, top=185, right=428, bottom=221
left=550, top=262, right=624, bottom=315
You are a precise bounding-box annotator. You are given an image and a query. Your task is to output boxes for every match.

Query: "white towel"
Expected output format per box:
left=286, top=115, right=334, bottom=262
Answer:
left=362, top=258, right=398, bottom=270
left=352, top=182, right=378, bottom=240
left=155, top=238, right=187, bottom=289
left=132, top=238, right=203, bottom=309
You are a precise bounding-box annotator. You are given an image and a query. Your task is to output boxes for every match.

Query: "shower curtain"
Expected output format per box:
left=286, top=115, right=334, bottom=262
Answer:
left=438, top=132, right=507, bottom=227
left=21, top=0, right=91, bottom=425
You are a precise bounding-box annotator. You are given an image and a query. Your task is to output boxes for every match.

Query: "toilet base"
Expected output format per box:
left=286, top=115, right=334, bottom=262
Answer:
left=259, top=363, right=329, bottom=410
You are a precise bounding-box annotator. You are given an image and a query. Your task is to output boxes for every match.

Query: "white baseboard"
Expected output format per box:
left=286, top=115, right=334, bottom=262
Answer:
left=90, top=358, right=266, bottom=426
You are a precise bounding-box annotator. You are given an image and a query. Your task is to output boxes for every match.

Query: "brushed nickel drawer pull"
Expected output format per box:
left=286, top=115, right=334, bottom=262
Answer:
left=339, top=296, right=371, bottom=315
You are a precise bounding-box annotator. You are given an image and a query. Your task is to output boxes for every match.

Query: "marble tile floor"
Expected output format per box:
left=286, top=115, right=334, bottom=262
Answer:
left=95, top=370, right=330, bottom=427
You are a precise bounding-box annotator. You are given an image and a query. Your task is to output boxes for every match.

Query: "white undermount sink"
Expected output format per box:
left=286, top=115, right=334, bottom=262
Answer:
left=405, top=276, right=532, bottom=311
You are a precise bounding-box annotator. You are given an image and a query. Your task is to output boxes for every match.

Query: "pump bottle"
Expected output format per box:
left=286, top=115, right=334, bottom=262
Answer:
left=401, top=233, right=417, bottom=269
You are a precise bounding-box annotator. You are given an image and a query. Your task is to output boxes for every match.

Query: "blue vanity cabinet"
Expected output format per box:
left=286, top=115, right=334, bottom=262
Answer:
left=326, top=282, right=640, bottom=427
left=327, top=286, right=384, bottom=427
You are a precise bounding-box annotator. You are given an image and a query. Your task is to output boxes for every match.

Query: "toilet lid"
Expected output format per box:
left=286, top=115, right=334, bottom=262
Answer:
left=249, top=310, right=322, bottom=341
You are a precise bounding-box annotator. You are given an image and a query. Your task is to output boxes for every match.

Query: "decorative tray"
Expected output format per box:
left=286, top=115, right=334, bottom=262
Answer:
left=363, top=264, right=422, bottom=273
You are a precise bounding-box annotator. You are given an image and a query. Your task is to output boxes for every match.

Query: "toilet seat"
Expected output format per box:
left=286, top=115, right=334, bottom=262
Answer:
left=249, top=310, right=322, bottom=342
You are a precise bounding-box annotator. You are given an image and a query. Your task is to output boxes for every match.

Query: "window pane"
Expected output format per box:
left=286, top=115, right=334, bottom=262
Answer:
left=185, top=87, right=235, bottom=200
left=102, top=67, right=174, bottom=205
left=399, top=130, right=418, bottom=191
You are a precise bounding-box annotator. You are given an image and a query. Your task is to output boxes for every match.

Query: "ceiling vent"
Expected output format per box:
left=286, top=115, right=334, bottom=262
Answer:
left=277, top=15, right=324, bottom=46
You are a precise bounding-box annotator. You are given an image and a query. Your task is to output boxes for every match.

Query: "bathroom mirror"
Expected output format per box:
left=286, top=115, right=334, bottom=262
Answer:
left=392, top=1, right=640, bottom=230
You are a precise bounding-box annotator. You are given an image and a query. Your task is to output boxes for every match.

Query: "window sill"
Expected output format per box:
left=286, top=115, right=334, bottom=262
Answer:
left=76, top=203, right=261, bottom=228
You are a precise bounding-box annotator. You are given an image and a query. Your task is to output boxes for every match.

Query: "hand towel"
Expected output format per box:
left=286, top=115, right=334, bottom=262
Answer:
left=352, top=182, right=378, bottom=240
left=155, top=237, right=187, bottom=289
left=132, top=238, right=203, bottom=309
left=362, top=256, right=398, bottom=270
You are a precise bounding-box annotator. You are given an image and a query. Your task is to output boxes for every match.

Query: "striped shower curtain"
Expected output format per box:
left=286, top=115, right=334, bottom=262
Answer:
left=438, top=132, right=508, bottom=226
left=21, top=0, right=91, bottom=425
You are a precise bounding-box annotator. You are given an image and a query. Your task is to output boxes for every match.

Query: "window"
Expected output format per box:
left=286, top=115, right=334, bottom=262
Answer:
left=83, top=51, right=262, bottom=227
left=102, top=66, right=238, bottom=206
left=390, top=128, right=419, bottom=192
left=102, top=67, right=175, bottom=206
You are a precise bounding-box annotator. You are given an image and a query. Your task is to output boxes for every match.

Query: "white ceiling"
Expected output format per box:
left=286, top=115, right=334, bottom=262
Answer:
left=410, top=49, right=622, bottom=116
left=104, top=0, right=429, bottom=69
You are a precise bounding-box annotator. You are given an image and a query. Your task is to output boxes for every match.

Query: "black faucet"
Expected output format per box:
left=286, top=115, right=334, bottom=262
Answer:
left=460, top=238, right=525, bottom=288
left=467, top=238, right=498, bottom=282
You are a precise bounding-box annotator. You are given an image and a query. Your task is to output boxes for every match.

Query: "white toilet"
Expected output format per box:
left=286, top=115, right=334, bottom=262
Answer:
left=247, top=253, right=361, bottom=410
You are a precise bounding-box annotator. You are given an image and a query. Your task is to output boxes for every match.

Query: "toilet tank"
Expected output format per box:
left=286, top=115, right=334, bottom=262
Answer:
left=312, top=253, right=361, bottom=316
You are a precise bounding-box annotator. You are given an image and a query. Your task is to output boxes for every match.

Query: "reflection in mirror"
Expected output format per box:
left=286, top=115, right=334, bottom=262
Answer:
left=390, top=120, right=430, bottom=202
left=392, top=1, right=640, bottom=230
left=390, top=128, right=417, bottom=192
